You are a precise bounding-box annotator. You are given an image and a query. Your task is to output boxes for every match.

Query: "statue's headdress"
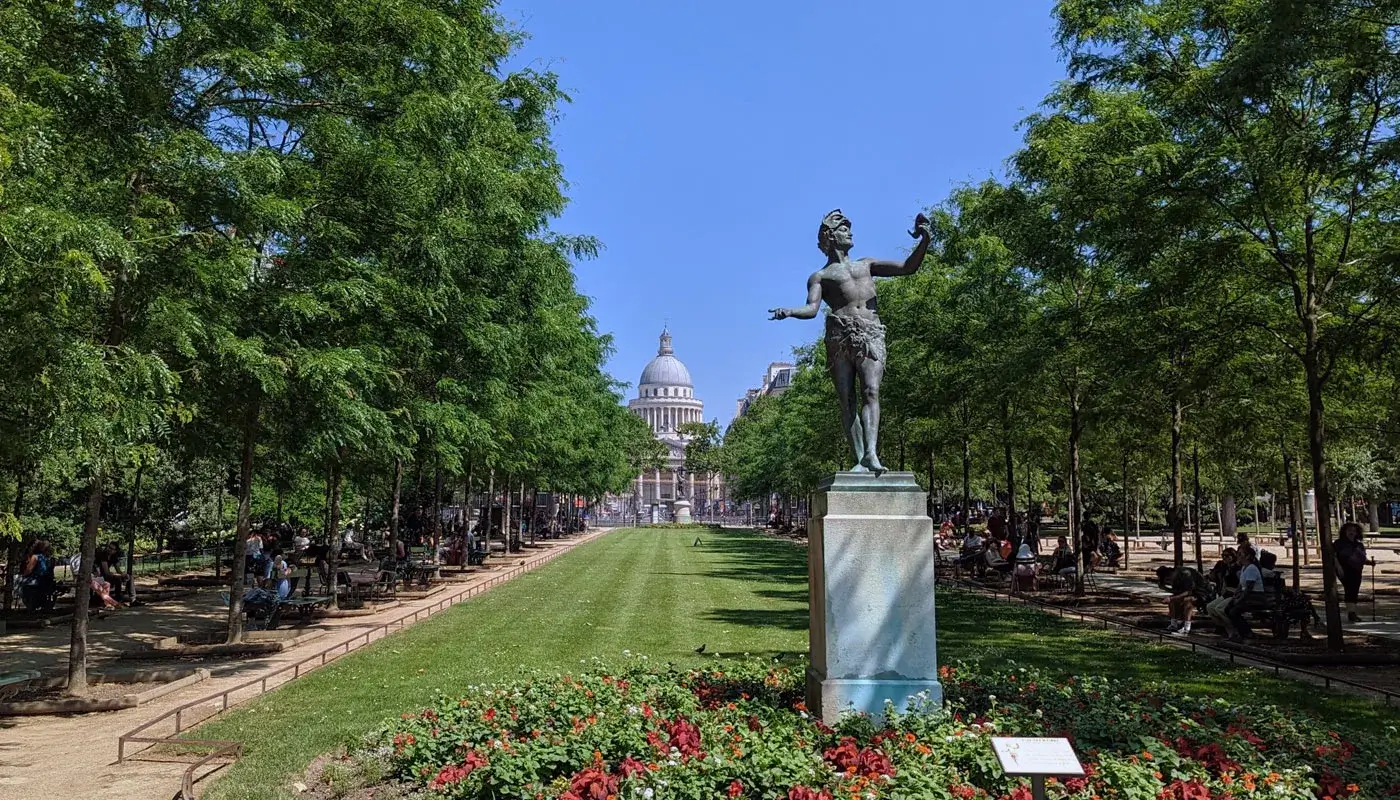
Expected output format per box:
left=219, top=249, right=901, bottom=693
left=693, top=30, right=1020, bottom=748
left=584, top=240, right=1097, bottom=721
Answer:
left=818, top=209, right=849, bottom=253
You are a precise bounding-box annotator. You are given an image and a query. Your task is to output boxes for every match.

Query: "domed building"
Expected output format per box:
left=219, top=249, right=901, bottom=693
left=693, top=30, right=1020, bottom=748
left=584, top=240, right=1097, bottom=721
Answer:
left=630, top=328, right=704, bottom=434
left=625, top=329, right=725, bottom=522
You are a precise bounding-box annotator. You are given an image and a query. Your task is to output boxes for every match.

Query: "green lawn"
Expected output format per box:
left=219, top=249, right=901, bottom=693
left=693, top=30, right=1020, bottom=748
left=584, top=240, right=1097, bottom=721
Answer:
left=196, top=527, right=1399, bottom=799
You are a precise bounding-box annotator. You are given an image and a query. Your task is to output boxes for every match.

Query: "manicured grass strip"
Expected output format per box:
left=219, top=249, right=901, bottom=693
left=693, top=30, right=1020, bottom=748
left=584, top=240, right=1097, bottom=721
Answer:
left=197, top=527, right=1398, bottom=800
left=196, top=528, right=808, bottom=800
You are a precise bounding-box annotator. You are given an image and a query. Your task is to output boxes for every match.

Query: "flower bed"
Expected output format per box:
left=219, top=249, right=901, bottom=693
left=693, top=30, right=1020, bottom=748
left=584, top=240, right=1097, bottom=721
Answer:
left=336, top=659, right=1400, bottom=800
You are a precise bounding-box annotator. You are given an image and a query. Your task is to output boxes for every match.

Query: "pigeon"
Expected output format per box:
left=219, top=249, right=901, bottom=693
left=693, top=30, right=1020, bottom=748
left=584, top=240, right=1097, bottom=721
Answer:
left=694, top=644, right=706, bottom=654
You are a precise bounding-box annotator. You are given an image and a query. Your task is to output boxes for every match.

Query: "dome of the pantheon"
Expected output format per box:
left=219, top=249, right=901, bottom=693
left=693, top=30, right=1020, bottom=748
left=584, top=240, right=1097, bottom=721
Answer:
left=639, top=329, right=692, bottom=388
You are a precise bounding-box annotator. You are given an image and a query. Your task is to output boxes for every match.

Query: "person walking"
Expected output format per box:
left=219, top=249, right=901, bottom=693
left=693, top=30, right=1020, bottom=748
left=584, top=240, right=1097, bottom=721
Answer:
left=1335, top=521, right=1373, bottom=623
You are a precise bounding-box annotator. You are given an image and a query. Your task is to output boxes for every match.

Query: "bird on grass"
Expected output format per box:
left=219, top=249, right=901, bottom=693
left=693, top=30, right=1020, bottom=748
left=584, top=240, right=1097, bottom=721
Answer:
left=694, top=644, right=706, bottom=654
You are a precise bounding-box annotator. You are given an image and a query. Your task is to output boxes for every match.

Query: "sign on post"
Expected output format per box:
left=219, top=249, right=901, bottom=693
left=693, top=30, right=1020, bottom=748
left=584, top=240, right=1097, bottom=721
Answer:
left=991, top=737, right=1084, bottom=800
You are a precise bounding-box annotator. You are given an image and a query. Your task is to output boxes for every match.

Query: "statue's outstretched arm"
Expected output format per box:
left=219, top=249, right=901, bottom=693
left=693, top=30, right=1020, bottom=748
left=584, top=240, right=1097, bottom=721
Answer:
left=769, top=273, right=823, bottom=320
left=869, top=213, right=932, bottom=277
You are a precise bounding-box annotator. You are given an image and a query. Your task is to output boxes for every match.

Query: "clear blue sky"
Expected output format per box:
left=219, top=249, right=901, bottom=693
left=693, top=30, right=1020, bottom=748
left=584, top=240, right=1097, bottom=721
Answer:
left=497, top=0, right=1062, bottom=425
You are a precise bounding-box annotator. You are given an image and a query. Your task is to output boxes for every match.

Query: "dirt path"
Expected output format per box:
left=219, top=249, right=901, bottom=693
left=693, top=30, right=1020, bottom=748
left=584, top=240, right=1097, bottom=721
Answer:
left=0, top=530, right=610, bottom=800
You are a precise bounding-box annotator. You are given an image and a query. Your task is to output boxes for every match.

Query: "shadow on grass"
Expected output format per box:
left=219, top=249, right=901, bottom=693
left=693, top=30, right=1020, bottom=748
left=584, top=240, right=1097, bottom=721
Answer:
left=697, top=532, right=808, bottom=586
left=701, top=607, right=809, bottom=632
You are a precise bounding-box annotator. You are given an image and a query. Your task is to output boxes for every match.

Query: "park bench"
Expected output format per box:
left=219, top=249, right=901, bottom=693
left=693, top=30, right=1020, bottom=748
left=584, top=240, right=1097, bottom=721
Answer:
left=1237, top=574, right=1317, bottom=639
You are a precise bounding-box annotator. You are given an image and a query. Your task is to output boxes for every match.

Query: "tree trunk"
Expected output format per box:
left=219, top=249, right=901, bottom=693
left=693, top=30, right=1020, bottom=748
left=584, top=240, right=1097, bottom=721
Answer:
left=1002, top=400, right=1016, bottom=547
left=67, top=475, right=103, bottom=696
left=127, top=465, right=142, bottom=606
left=225, top=404, right=259, bottom=643
left=1068, top=384, right=1084, bottom=596
left=961, top=435, right=971, bottom=539
left=1304, top=340, right=1343, bottom=650
left=3, top=469, right=24, bottom=613
left=1283, top=447, right=1301, bottom=591
left=1221, top=495, right=1238, bottom=540
left=1192, top=444, right=1203, bottom=573
left=1170, top=399, right=1185, bottom=569
left=1368, top=499, right=1381, bottom=534
left=485, top=468, right=495, bottom=545
left=1298, top=467, right=1311, bottom=566
left=326, top=454, right=345, bottom=609
left=926, top=447, right=936, bottom=519
left=432, top=465, right=444, bottom=559
left=502, top=473, right=513, bottom=553
left=389, top=458, right=403, bottom=562
left=1121, top=453, right=1130, bottom=569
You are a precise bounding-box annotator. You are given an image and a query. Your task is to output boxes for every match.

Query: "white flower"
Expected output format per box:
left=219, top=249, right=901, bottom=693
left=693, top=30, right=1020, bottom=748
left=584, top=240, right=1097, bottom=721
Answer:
left=643, top=790, right=655, bottom=799
left=667, top=759, right=678, bottom=767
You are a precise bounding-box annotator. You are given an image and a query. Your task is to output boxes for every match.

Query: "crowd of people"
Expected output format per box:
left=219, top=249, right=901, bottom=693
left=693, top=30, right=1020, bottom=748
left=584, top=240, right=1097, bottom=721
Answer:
left=14, top=538, right=127, bottom=612
left=936, top=509, right=1122, bottom=590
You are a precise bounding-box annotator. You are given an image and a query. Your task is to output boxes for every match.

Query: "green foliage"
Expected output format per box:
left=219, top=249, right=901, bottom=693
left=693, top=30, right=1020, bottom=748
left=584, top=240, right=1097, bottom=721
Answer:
left=359, top=657, right=1382, bottom=800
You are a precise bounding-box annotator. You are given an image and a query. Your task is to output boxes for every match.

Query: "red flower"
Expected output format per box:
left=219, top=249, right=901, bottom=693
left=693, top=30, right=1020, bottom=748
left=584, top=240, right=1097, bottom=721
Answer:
left=729, top=779, right=746, bottom=798
left=822, top=737, right=895, bottom=780
left=428, top=750, right=488, bottom=790
left=665, top=717, right=706, bottom=760
left=786, top=787, right=832, bottom=800
left=617, top=756, right=648, bottom=777
left=950, top=785, right=978, bottom=800
left=561, top=767, right=619, bottom=800
left=483, top=707, right=497, bottom=723
left=1159, top=780, right=1211, bottom=800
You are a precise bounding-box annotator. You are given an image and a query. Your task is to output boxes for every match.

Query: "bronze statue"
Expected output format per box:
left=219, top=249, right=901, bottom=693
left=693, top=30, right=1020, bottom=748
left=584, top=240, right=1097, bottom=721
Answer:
left=769, top=209, right=930, bottom=474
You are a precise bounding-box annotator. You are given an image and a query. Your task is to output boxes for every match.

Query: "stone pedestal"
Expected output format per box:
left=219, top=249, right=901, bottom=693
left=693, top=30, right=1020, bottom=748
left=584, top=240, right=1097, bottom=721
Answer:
left=672, top=500, right=693, bottom=524
left=807, top=471, right=942, bottom=720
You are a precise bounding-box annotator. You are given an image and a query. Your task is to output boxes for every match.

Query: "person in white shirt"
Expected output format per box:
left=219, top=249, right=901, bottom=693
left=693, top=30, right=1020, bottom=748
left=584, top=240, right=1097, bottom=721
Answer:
left=1208, top=546, right=1264, bottom=641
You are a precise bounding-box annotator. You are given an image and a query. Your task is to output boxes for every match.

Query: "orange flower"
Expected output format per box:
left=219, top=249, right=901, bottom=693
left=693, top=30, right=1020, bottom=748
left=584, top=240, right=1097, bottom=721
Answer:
left=1142, top=751, right=1153, bottom=760
left=1347, top=785, right=1360, bottom=793
left=916, top=743, right=932, bottom=755
left=905, top=732, right=917, bottom=743
left=1221, top=774, right=1234, bottom=786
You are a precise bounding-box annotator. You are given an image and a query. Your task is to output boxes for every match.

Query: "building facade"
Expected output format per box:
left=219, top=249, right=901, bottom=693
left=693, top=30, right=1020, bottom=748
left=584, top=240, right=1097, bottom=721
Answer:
left=734, top=361, right=795, bottom=418
left=624, top=329, right=725, bottom=521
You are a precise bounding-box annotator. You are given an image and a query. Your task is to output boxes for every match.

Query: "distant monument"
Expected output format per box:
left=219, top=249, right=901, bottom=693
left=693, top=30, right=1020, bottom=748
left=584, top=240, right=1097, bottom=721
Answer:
left=769, top=209, right=942, bottom=720
left=672, top=465, right=693, bottom=524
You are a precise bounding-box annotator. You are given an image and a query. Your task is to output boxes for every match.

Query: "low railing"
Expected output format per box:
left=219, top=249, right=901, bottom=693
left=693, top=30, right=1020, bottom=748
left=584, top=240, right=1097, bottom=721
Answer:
left=942, top=573, right=1400, bottom=706
left=117, top=531, right=600, bottom=799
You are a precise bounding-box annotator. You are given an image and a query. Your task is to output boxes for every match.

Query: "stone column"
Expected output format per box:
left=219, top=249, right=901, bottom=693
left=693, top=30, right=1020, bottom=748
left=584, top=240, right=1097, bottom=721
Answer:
left=807, top=471, right=941, bottom=720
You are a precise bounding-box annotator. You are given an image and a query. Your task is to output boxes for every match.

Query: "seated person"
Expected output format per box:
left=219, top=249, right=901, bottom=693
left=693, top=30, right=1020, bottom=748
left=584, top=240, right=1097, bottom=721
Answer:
left=1051, top=536, right=1077, bottom=576
left=271, top=551, right=292, bottom=599
left=1223, top=546, right=1268, bottom=641
left=962, top=529, right=985, bottom=551
left=1209, top=547, right=1239, bottom=594
left=1161, top=566, right=1206, bottom=635
left=1099, top=533, right=1121, bottom=569
left=983, top=543, right=1013, bottom=578
left=1013, top=543, right=1038, bottom=590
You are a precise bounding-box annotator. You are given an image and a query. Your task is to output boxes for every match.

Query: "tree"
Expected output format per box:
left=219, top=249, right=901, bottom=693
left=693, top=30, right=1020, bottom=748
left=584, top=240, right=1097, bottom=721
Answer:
left=1056, top=0, right=1400, bottom=648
